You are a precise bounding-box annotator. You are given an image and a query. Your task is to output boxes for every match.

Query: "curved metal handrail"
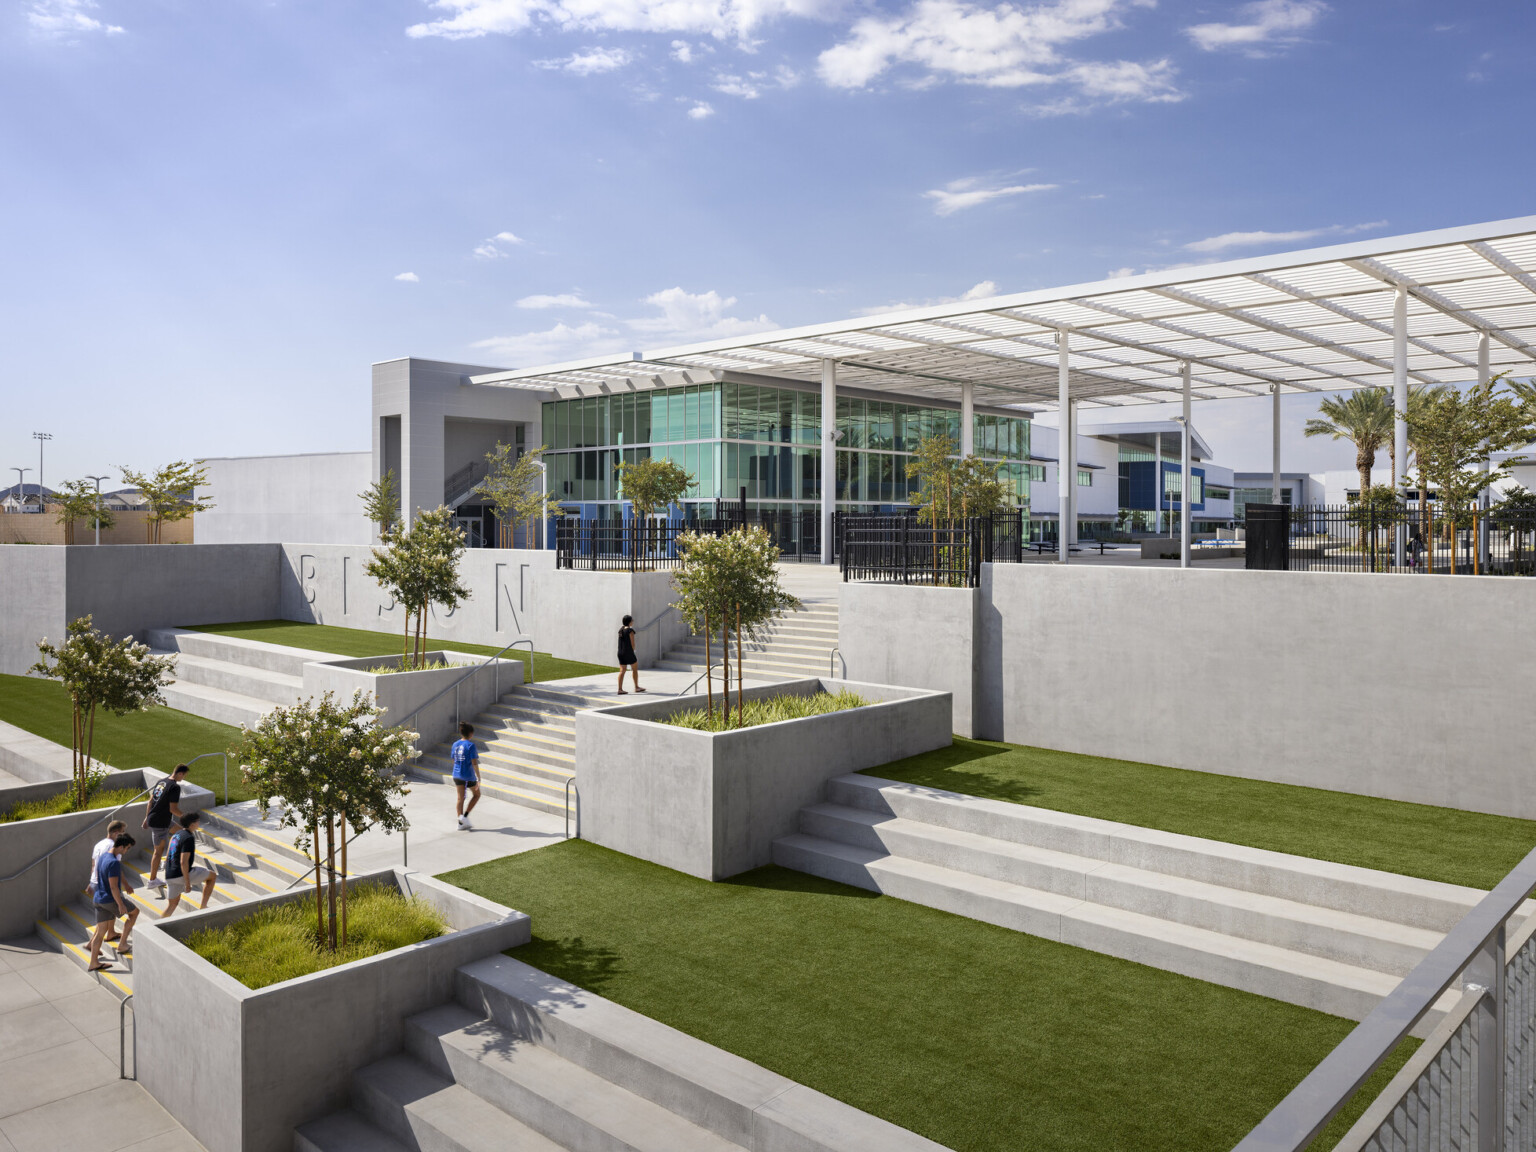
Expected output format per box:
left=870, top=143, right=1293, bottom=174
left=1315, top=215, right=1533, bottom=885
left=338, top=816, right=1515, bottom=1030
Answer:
left=400, top=636, right=535, bottom=741
left=682, top=662, right=727, bottom=696
left=119, top=995, right=134, bottom=1079
left=564, top=778, right=577, bottom=840
left=183, top=751, right=228, bottom=806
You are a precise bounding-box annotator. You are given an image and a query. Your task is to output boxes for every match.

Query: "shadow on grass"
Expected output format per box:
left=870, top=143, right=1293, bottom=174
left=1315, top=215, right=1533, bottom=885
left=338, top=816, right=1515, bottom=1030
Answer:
left=864, top=738, right=1047, bottom=805
left=721, top=864, right=882, bottom=899
left=512, top=935, right=625, bottom=994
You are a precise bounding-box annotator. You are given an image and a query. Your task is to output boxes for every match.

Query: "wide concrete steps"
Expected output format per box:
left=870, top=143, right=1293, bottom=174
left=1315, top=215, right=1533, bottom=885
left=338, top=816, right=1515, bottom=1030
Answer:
left=411, top=758, right=572, bottom=818
left=658, top=602, right=841, bottom=684
left=144, top=627, right=316, bottom=677
left=157, top=678, right=279, bottom=729
left=772, top=775, right=1487, bottom=1029
left=144, top=627, right=322, bottom=728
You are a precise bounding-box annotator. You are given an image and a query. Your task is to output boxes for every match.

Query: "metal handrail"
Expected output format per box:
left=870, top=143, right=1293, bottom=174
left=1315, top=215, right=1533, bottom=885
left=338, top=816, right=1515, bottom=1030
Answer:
left=681, top=662, right=727, bottom=696
left=283, top=825, right=369, bottom=890
left=120, top=994, right=134, bottom=1079
left=1233, top=842, right=1536, bottom=1151
left=564, top=778, right=577, bottom=839
left=183, top=751, right=228, bottom=806
left=400, top=636, right=535, bottom=742
left=828, top=647, right=842, bottom=678
left=0, top=787, right=150, bottom=885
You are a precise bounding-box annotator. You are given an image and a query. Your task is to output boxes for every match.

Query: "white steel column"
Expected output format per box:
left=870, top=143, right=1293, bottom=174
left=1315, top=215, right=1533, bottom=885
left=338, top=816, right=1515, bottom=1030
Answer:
left=1067, top=398, right=1079, bottom=545
left=1180, top=362, right=1192, bottom=569
left=1271, top=383, right=1282, bottom=505
left=960, top=382, right=974, bottom=457
left=820, top=359, right=837, bottom=564
left=1393, top=285, right=1409, bottom=566
left=1057, top=329, right=1070, bottom=563
left=1478, top=333, right=1492, bottom=570
left=1153, top=430, right=1163, bottom=535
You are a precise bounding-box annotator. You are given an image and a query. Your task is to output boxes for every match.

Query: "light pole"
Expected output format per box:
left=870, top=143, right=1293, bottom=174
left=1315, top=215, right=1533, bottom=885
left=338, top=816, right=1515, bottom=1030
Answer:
left=32, top=433, right=51, bottom=504
left=87, top=475, right=111, bottom=545
left=536, top=461, right=548, bottom=550
left=10, top=467, right=31, bottom=509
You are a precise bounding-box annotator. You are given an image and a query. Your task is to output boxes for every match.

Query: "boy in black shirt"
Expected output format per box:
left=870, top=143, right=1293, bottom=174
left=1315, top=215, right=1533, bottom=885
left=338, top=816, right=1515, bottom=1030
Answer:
left=143, top=764, right=189, bottom=890
left=161, top=811, right=216, bottom=916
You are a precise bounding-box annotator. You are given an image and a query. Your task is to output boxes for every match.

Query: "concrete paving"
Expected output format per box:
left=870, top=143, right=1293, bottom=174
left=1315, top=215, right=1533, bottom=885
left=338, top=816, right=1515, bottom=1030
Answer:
left=0, top=937, right=204, bottom=1152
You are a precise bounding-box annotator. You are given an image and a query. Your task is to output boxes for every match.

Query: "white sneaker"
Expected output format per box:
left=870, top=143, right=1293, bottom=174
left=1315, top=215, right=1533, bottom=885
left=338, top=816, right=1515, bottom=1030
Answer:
left=456, top=815, right=467, bottom=828
left=147, top=879, right=166, bottom=890
left=460, top=817, right=472, bottom=830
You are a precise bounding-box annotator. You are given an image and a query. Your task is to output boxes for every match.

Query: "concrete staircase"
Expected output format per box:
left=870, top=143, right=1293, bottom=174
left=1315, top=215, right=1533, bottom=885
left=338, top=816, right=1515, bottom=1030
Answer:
left=144, top=628, right=316, bottom=728
left=656, top=602, right=841, bottom=681
left=296, top=953, right=946, bottom=1152
left=410, top=684, right=608, bottom=820
left=35, top=806, right=321, bottom=1000
left=773, top=774, right=1490, bottom=1028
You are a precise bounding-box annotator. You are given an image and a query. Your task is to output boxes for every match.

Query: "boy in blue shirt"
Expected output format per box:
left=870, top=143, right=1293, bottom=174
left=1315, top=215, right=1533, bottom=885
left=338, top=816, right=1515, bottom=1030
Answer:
left=87, top=833, right=138, bottom=972
left=451, top=722, right=480, bottom=830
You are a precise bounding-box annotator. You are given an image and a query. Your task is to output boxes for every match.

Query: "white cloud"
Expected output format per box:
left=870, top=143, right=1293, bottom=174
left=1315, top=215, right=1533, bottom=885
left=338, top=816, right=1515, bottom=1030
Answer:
left=687, top=101, right=716, bottom=118
left=1185, top=0, right=1326, bottom=54
left=671, top=39, right=695, bottom=61
left=517, top=292, right=594, bottom=308
left=407, top=0, right=834, bottom=43
left=472, top=321, right=618, bottom=364
left=855, top=280, right=1001, bottom=315
left=816, top=0, right=1179, bottom=108
left=474, top=231, right=526, bottom=258
left=627, top=287, right=775, bottom=341
left=395, top=272, right=421, bottom=282
left=924, top=177, right=1057, bottom=216
left=29, top=0, right=124, bottom=37
left=710, top=66, right=799, bottom=99
left=536, top=45, right=633, bottom=73
left=1184, top=220, right=1386, bottom=253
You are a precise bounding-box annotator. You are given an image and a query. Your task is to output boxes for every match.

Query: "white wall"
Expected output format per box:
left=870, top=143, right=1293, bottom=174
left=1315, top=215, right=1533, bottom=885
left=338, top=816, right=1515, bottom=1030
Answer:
left=195, top=452, right=372, bottom=545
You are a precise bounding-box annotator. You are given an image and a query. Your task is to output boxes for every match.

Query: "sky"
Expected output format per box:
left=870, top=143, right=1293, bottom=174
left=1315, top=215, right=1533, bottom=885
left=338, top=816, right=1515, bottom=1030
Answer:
left=2, top=0, right=1533, bottom=486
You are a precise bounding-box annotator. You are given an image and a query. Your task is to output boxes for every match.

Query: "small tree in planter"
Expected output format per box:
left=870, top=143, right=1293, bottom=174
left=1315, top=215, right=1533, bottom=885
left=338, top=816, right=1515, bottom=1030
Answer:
left=236, top=691, right=414, bottom=949
left=53, top=479, right=117, bottom=544
left=364, top=505, right=472, bottom=668
left=31, top=616, right=178, bottom=809
left=615, top=456, right=693, bottom=563
left=672, top=527, right=799, bottom=726
left=359, top=469, right=401, bottom=541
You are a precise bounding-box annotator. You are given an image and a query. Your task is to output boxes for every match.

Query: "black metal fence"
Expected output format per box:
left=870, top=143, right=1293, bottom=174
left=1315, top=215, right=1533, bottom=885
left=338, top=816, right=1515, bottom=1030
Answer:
left=1279, top=504, right=1536, bottom=576
left=838, top=511, right=1027, bottom=587
left=555, top=519, right=697, bottom=571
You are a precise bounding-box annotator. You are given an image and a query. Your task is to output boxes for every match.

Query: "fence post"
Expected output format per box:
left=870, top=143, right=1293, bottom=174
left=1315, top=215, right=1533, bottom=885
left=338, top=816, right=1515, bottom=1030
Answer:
left=1467, top=924, right=1507, bottom=1152
left=900, top=517, right=909, bottom=585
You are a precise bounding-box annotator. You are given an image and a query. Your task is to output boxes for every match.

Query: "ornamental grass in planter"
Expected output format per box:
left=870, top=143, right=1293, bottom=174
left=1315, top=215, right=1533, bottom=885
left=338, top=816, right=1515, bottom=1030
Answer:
left=0, top=785, right=142, bottom=823
left=185, top=881, right=447, bottom=989
left=661, top=688, right=870, bottom=733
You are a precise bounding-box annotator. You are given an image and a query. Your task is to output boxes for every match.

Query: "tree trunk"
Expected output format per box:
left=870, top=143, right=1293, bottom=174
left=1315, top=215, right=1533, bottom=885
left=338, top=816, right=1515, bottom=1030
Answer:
left=735, top=603, right=743, bottom=727
left=340, top=816, right=349, bottom=948
left=720, top=611, right=730, bottom=728
left=313, top=814, right=325, bottom=944
left=704, top=608, right=713, bottom=721
left=84, top=703, right=98, bottom=808
left=402, top=604, right=412, bottom=666
left=325, top=816, right=337, bottom=951
left=71, top=701, right=82, bottom=809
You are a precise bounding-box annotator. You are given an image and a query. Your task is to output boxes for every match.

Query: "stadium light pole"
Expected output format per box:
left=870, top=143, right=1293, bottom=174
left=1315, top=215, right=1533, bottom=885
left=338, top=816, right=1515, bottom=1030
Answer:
left=32, top=433, right=51, bottom=502
left=87, top=474, right=111, bottom=545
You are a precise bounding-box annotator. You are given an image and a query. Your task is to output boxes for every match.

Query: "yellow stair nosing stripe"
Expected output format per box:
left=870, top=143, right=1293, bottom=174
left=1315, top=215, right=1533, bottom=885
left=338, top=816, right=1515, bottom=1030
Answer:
left=204, top=833, right=307, bottom=879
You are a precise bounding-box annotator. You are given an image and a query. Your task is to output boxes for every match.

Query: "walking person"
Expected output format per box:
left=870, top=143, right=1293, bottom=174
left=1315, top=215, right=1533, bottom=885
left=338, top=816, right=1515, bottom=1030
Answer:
left=616, top=615, right=644, bottom=695
left=161, top=811, right=217, bottom=916
left=451, top=722, right=481, bottom=830
left=87, top=833, right=138, bottom=972
left=88, top=820, right=129, bottom=943
left=142, top=764, right=190, bottom=890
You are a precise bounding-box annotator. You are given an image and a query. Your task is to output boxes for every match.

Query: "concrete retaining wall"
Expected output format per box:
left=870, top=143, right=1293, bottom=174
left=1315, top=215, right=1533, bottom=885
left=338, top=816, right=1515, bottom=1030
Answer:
left=974, top=564, right=1536, bottom=819
left=0, top=768, right=214, bottom=939
left=838, top=583, right=979, bottom=736
left=576, top=678, right=952, bottom=880
left=135, top=867, right=530, bottom=1152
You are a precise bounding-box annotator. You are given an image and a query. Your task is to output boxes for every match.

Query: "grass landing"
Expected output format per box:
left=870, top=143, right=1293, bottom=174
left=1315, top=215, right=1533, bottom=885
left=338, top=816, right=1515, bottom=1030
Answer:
left=0, top=674, right=246, bottom=802
left=864, top=738, right=1536, bottom=891
left=442, top=839, right=1410, bottom=1152
left=187, top=620, right=612, bottom=683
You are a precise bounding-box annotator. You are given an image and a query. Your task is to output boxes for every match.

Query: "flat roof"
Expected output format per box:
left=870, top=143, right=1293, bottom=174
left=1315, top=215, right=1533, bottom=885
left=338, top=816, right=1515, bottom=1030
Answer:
left=470, top=216, right=1536, bottom=412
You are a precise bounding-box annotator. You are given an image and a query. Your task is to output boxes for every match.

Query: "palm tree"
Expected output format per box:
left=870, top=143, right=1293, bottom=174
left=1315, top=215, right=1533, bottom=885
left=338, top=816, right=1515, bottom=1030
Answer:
left=1305, top=388, right=1394, bottom=499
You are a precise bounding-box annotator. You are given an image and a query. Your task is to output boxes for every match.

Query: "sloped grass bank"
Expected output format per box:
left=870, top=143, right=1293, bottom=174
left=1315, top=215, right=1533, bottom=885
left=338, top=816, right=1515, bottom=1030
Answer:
left=0, top=674, right=245, bottom=802
left=864, top=738, right=1536, bottom=891
left=188, top=620, right=611, bottom=683
left=442, top=839, right=1409, bottom=1152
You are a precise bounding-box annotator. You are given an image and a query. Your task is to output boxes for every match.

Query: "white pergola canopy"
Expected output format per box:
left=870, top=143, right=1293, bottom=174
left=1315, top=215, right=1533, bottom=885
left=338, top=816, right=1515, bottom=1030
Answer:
left=471, top=216, right=1536, bottom=411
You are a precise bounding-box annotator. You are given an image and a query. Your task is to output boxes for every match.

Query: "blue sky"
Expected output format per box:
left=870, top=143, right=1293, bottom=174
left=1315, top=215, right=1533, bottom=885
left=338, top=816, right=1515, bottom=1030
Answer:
left=2, top=0, right=1532, bottom=483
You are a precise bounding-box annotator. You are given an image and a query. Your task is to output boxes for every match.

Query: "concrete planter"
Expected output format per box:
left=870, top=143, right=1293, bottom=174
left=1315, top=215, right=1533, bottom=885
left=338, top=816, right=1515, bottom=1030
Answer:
left=301, top=650, right=523, bottom=751
left=0, top=767, right=215, bottom=939
left=135, top=867, right=530, bottom=1152
left=576, top=677, right=952, bottom=880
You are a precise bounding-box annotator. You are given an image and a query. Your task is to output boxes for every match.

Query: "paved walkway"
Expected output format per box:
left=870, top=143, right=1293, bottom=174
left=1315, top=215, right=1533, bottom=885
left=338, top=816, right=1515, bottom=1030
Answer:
left=0, top=938, right=203, bottom=1152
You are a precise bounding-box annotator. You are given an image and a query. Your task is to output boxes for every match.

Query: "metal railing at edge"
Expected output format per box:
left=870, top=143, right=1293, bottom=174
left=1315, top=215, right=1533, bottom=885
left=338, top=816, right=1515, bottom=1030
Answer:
left=1234, top=842, right=1536, bottom=1152
left=183, top=751, right=228, bottom=806
left=399, top=636, right=537, bottom=742
left=120, top=995, right=134, bottom=1079
left=0, top=786, right=151, bottom=921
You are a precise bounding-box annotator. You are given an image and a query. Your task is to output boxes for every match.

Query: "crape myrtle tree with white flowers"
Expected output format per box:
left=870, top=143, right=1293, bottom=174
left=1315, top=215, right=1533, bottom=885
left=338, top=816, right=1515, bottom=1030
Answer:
left=236, top=692, right=415, bottom=950
left=31, top=616, right=178, bottom=810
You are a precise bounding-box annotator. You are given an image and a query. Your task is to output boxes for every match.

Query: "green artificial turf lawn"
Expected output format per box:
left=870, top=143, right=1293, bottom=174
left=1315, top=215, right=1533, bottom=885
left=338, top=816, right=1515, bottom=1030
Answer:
left=188, top=620, right=612, bottom=684
left=0, top=674, right=247, bottom=803
left=864, top=738, right=1536, bottom=891
left=443, top=840, right=1412, bottom=1152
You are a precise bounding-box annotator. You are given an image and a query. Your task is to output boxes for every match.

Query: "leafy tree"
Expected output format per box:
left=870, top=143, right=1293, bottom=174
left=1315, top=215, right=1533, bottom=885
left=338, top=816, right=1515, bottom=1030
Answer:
left=52, top=479, right=117, bottom=544
left=1305, top=387, right=1394, bottom=499
left=473, top=443, right=562, bottom=548
left=615, top=455, right=693, bottom=520
left=359, top=469, right=401, bottom=541
left=672, top=527, right=800, bottom=726
left=31, top=616, right=178, bottom=808
left=953, top=456, right=1010, bottom=519
left=236, top=691, right=413, bottom=949
left=118, top=460, right=214, bottom=543
left=364, top=506, right=472, bottom=668
left=1492, top=485, right=1536, bottom=569
left=907, top=434, right=958, bottom=526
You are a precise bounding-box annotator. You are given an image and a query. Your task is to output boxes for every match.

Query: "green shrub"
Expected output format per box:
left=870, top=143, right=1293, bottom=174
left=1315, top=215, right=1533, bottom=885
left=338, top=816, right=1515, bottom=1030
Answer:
left=185, top=882, right=448, bottom=989
left=363, top=657, right=457, bottom=675
left=662, top=689, right=869, bottom=733
left=0, top=786, right=143, bottom=823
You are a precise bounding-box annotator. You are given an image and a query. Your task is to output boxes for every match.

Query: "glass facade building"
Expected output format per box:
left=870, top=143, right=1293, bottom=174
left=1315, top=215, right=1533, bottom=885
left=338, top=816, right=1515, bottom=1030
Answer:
left=541, top=379, right=1032, bottom=525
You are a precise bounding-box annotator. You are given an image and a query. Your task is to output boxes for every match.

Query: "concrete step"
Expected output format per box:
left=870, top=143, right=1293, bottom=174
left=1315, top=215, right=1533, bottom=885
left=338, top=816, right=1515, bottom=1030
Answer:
left=772, top=833, right=1458, bottom=1030
left=406, top=1004, right=744, bottom=1152
left=799, top=803, right=1441, bottom=976
left=669, top=636, right=838, bottom=659
left=158, top=679, right=276, bottom=728
left=511, top=686, right=615, bottom=711
left=421, top=749, right=572, bottom=788
left=827, top=775, right=1487, bottom=933
left=293, top=1109, right=413, bottom=1152
left=34, top=909, right=135, bottom=999
left=408, top=764, right=573, bottom=818
left=478, top=705, right=577, bottom=734
left=156, top=649, right=305, bottom=708
left=655, top=653, right=832, bottom=679
left=479, top=727, right=574, bottom=759
left=144, top=627, right=315, bottom=677
left=201, top=805, right=325, bottom=870
left=349, top=1055, right=568, bottom=1152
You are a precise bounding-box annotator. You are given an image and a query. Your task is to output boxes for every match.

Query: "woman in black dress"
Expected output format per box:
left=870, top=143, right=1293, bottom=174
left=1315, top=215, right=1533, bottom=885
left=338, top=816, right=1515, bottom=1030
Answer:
left=616, top=615, right=644, bottom=695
